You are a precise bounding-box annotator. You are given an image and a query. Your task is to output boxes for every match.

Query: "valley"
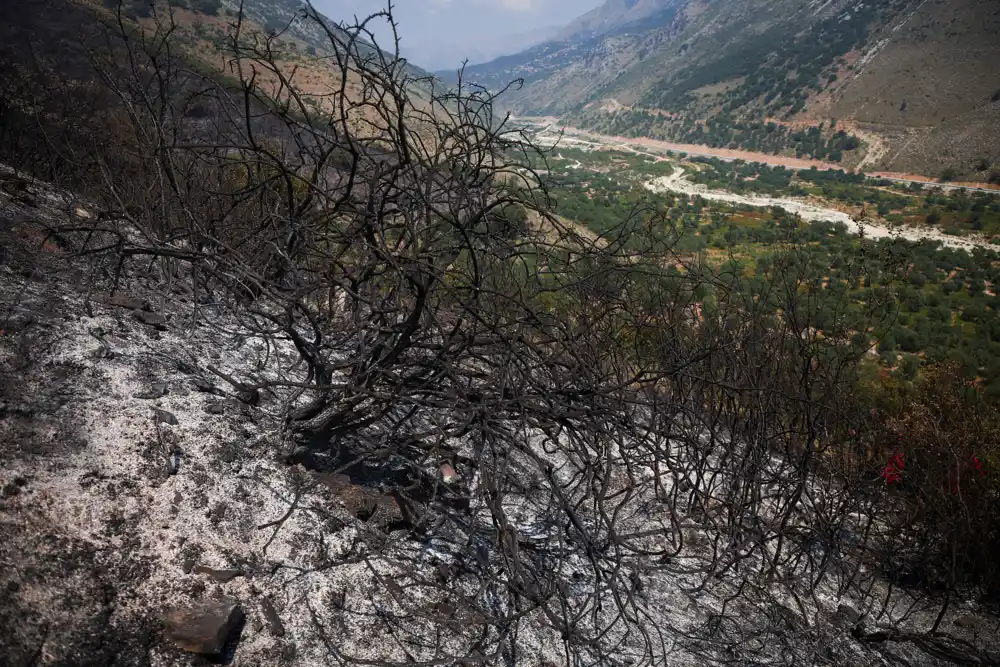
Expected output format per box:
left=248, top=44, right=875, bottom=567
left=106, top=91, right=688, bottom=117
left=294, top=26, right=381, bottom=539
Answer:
left=457, top=0, right=1000, bottom=182
left=521, top=116, right=1000, bottom=193
left=521, top=126, right=1000, bottom=397
left=521, top=117, right=1000, bottom=248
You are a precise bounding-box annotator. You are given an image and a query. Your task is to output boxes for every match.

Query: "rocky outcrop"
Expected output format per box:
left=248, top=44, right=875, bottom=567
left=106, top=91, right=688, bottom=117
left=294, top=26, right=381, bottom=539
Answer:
left=162, top=598, right=245, bottom=655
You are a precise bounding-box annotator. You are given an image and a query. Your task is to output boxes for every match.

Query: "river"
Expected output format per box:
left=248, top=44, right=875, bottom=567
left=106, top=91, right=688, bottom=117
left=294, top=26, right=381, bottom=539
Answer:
left=528, top=125, right=992, bottom=252
left=645, top=166, right=992, bottom=251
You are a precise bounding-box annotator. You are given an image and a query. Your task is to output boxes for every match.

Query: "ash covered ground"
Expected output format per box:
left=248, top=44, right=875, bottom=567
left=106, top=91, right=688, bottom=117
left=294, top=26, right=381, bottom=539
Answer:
left=1, top=169, right=998, bottom=667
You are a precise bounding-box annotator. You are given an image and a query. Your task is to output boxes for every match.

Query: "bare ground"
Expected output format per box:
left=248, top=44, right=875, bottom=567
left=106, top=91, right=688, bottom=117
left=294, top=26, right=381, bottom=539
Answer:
left=2, top=168, right=999, bottom=667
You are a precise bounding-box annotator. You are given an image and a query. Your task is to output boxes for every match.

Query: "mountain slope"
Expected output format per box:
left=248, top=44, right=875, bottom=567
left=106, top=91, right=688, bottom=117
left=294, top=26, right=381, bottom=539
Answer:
left=77, top=0, right=436, bottom=129
left=556, top=0, right=680, bottom=41
left=220, top=0, right=431, bottom=78
left=456, top=0, right=1000, bottom=179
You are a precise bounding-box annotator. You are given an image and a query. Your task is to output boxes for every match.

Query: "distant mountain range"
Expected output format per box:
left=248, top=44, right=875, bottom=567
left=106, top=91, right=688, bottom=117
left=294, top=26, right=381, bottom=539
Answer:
left=445, top=0, right=1000, bottom=180
left=404, top=25, right=561, bottom=73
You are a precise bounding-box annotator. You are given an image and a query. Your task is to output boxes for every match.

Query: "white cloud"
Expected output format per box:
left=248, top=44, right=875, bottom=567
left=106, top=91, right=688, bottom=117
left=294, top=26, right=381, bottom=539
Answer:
left=427, top=0, right=535, bottom=14
left=498, top=0, right=535, bottom=10
left=316, top=0, right=602, bottom=69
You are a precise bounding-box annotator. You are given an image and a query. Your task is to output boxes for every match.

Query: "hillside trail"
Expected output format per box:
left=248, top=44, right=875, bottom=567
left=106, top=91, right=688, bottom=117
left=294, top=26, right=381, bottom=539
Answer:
left=645, top=166, right=993, bottom=251
left=851, top=125, right=892, bottom=173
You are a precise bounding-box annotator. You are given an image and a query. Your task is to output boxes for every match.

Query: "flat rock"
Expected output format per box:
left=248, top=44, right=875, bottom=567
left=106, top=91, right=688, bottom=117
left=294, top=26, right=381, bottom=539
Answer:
left=832, top=603, right=861, bottom=628
left=192, top=377, right=217, bottom=393
left=163, top=598, right=244, bottom=655
left=192, top=566, right=245, bottom=583
left=104, top=293, right=149, bottom=311
left=260, top=597, right=285, bottom=637
left=953, top=614, right=978, bottom=628
left=134, top=383, right=169, bottom=400
left=153, top=408, right=179, bottom=426
left=133, top=310, right=167, bottom=330
left=236, top=387, right=260, bottom=406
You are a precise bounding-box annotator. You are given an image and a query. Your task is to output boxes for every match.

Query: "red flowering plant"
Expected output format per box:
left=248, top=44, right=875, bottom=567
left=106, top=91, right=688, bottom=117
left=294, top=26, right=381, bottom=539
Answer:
left=860, top=364, right=1000, bottom=598
left=880, top=450, right=904, bottom=485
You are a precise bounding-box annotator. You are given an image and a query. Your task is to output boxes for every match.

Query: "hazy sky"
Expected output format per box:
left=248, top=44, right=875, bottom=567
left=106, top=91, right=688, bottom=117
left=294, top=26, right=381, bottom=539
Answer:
left=314, top=0, right=604, bottom=70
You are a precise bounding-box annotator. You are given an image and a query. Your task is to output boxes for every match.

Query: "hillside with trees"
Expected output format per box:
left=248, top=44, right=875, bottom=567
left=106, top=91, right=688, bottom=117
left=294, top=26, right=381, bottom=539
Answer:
left=454, top=0, right=1000, bottom=180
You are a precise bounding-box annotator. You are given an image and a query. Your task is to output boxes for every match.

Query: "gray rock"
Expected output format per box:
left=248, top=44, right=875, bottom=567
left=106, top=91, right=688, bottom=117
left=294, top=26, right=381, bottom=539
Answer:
left=192, top=566, right=245, bottom=583
left=162, top=598, right=244, bottom=655
left=175, top=360, right=197, bottom=375
left=133, top=310, right=167, bottom=330
left=153, top=408, right=179, bottom=426
left=833, top=603, right=861, bottom=628
left=135, top=383, right=168, bottom=400
left=192, top=377, right=217, bottom=393
left=236, top=387, right=260, bottom=406
left=104, top=293, right=149, bottom=311
left=953, top=614, right=978, bottom=628
left=260, top=597, right=285, bottom=637
left=89, top=328, right=114, bottom=359
left=91, top=344, right=114, bottom=360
